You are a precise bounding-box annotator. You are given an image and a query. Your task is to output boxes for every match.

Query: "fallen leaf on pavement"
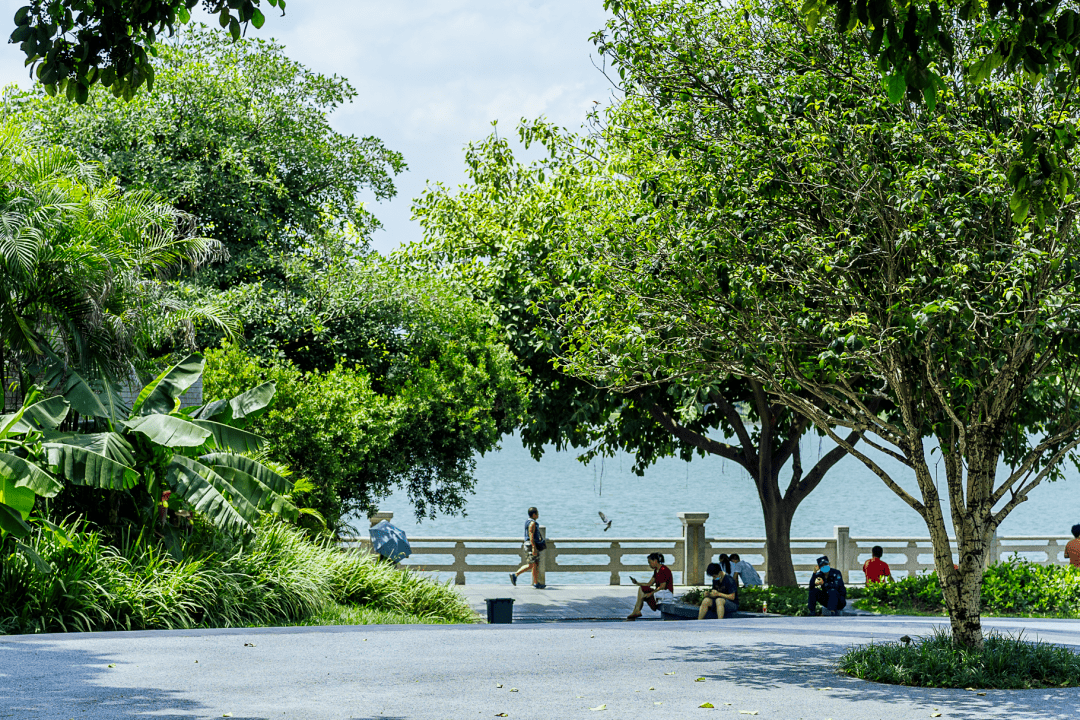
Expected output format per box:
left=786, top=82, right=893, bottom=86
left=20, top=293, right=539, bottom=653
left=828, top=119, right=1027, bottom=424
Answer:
left=931, top=714, right=942, bottom=718
left=222, top=715, right=233, bottom=718
left=509, top=688, right=518, bottom=692
left=495, top=714, right=508, bottom=717
left=648, top=687, right=655, bottom=690
left=739, top=712, right=759, bottom=716
left=977, top=692, right=986, bottom=696
left=654, top=701, right=663, bottom=705
left=695, top=677, right=706, bottom=682
left=664, top=671, right=676, bottom=675
left=589, top=704, right=607, bottom=711
left=496, top=684, right=503, bottom=688
left=243, top=643, right=255, bottom=647
left=699, top=702, right=714, bottom=708
left=107, top=664, right=116, bottom=668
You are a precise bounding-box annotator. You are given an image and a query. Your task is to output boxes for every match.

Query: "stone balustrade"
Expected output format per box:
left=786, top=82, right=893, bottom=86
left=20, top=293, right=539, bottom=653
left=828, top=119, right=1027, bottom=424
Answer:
left=347, top=512, right=1075, bottom=585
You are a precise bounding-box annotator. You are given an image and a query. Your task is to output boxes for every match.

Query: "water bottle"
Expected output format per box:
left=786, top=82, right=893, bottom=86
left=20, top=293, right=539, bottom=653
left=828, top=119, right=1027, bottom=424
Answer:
left=761, top=600, right=768, bottom=614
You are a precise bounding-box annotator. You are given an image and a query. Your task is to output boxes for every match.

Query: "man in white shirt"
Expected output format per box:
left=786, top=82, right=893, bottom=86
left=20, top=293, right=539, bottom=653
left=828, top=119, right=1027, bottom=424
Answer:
left=728, top=553, right=762, bottom=587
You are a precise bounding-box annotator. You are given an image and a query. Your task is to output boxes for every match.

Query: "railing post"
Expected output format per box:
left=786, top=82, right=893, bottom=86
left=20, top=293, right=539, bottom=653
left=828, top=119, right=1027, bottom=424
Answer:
left=678, top=512, right=710, bottom=586
left=538, top=525, right=549, bottom=585
left=368, top=511, right=393, bottom=528
left=834, top=525, right=853, bottom=582
left=609, top=541, right=622, bottom=585
left=453, top=541, right=466, bottom=585
left=984, top=532, right=1000, bottom=569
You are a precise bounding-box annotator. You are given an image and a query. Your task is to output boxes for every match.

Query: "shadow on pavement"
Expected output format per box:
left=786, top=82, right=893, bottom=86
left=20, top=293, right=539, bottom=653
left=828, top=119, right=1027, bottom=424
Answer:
left=0, top=639, right=232, bottom=720
left=663, top=638, right=1080, bottom=720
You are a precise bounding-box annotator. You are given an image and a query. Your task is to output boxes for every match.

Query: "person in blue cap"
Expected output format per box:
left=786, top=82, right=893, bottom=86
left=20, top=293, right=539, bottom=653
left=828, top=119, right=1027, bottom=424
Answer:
left=807, top=554, right=846, bottom=616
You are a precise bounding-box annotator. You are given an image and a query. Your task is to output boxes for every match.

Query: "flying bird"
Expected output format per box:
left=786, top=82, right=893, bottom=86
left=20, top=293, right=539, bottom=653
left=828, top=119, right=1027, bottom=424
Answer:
left=598, top=511, right=613, bottom=532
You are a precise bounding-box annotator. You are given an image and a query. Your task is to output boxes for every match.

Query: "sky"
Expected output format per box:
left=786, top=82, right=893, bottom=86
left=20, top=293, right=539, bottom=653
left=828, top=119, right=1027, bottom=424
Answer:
left=0, top=0, right=617, bottom=254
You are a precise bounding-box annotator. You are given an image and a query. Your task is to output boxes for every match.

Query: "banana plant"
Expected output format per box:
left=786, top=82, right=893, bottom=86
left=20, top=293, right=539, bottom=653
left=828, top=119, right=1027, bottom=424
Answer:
left=0, top=392, right=67, bottom=537
left=47, top=353, right=296, bottom=535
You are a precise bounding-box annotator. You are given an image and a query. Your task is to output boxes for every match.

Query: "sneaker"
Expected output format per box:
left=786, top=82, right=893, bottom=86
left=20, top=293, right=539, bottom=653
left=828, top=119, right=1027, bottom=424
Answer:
left=509, top=573, right=517, bottom=586
left=533, top=583, right=546, bottom=589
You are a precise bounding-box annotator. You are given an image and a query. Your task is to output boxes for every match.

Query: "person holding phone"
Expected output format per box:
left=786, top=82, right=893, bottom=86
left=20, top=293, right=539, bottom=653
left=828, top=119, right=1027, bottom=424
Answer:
left=626, top=552, right=674, bottom=620
left=807, top=554, right=847, bottom=616
left=698, top=562, right=738, bottom=619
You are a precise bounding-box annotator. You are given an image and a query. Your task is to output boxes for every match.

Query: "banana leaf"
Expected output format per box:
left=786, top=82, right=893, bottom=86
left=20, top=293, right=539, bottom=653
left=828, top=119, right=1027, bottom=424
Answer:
left=0, top=452, right=63, bottom=498
left=166, top=455, right=257, bottom=535
left=190, top=419, right=266, bottom=453
left=124, top=414, right=211, bottom=447
left=191, top=382, right=275, bottom=425
left=0, top=501, right=31, bottom=537
left=130, top=354, right=204, bottom=417
left=0, top=396, right=70, bottom=434
left=213, top=465, right=298, bottom=522
left=43, top=433, right=139, bottom=490
left=45, top=364, right=128, bottom=425
left=198, top=452, right=292, bottom=495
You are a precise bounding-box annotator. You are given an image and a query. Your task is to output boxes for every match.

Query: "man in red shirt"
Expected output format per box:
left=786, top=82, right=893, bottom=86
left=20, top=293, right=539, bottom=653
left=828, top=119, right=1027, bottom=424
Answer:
left=862, top=545, right=892, bottom=583
left=626, top=553, right=674, bottom=620
left=1066, top=525, right=1080, bottom=568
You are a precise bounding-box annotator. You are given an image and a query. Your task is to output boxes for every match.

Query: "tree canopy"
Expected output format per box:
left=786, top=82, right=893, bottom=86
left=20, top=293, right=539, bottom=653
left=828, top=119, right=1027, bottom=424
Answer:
left=564, top=0, right=1080, bottom=646
left=9, top=0, right=284, bottom=102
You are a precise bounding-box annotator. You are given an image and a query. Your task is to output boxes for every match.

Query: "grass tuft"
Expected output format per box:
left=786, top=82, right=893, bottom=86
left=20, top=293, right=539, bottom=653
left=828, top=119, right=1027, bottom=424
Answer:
left=0, top=518, right=475, bottom=634
left=838, top=627, right=1080, bottom=688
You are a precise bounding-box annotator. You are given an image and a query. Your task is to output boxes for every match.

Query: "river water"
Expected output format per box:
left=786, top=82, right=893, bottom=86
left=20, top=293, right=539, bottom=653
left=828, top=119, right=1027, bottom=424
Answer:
left=371, top=433, right=1080, bottom=583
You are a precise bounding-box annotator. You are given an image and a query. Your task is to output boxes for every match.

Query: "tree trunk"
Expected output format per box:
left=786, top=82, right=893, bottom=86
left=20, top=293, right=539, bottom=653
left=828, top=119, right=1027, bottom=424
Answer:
left=762, top=498, right=797, bottom=587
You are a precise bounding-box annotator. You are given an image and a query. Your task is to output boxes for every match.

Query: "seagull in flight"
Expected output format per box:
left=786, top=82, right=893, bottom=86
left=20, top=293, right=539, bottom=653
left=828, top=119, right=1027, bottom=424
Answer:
left=598, top=511, right=613, bottom=532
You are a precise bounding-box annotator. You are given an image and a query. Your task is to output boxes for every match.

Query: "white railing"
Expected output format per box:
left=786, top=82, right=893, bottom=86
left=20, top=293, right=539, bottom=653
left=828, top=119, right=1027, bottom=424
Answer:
left=349, top=512, right=1075, bottom=585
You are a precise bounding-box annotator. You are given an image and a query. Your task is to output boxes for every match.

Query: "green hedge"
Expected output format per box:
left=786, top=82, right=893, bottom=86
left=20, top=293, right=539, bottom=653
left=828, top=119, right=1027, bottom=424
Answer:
left=858, top=558, right=1080, bottom=617
left=1, top=519, right=475, bottom=634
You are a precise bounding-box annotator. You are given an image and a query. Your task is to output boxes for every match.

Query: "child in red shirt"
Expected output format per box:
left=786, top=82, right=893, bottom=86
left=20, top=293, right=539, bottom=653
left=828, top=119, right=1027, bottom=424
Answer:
left=863, top=545, right=892, bottom=583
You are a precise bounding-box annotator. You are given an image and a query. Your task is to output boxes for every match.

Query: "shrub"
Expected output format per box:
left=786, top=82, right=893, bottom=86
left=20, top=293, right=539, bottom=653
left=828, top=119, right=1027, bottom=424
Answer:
left=0, top=518, right=474, bottom=634
left=839, top=627, right=1080, bottom=688
left=858, top=558, right=1080, bottom=617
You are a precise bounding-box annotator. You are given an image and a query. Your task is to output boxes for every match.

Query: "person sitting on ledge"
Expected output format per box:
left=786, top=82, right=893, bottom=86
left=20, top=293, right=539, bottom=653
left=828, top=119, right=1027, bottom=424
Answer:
left=698, top=562, right=738, bottom=620
left=1066, top=524, right=1080, bottom=568
left=729, top=553, right=762, bottom=588
left=862, top=545, right=893, bottom=583
left=807, top=554, right=847, bottom=616
left=626, top=552, right=674, bottom=621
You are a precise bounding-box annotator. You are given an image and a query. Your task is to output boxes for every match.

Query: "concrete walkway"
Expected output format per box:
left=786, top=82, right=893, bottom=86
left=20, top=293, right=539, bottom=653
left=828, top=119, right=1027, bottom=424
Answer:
left=3, top=588, right=1079, bottom=720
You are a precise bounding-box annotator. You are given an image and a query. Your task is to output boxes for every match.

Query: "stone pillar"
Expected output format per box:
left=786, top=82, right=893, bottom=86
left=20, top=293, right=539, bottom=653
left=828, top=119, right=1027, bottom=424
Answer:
left=678, top=512, right=710, bottom=586
left=368, top=511, right=393, bottom=527
left=609, top=541, right=622, bottom=585
left=538, top=524, right=549, bottom=585
left=834, top=525, right=853, bottom=582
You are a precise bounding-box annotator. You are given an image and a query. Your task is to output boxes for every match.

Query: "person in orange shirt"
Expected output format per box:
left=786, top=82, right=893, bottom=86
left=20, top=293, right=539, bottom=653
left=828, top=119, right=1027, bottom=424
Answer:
left=1065, top=525, right=1080, bottom=568
left=862, top=545, right=893, bottom=583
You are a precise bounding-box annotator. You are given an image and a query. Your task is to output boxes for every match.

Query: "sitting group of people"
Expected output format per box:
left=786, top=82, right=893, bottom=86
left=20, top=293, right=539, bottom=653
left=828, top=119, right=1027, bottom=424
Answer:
left=625, top=552, right=762, bottom=621
left=626, top=545, right=895, bottom=620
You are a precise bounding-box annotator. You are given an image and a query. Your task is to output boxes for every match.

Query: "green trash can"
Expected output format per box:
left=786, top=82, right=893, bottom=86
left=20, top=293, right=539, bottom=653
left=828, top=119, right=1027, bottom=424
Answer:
left=485, top=598, right=514, bottom=624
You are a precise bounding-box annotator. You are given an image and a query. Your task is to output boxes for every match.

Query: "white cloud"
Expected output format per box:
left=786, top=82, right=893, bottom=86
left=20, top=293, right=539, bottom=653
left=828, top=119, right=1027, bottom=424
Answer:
left=0, top=0, right=615, bottom=252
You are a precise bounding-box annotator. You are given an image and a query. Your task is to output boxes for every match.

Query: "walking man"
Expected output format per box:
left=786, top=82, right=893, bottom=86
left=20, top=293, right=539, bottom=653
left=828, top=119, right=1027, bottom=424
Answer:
left=510, top=507, right=546, bottom=589
left=807, top=554, right=847, bottom=616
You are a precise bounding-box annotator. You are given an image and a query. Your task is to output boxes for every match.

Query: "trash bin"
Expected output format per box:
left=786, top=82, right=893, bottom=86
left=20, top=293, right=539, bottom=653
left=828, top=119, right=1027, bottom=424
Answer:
left=485, top=598, right=514, bottom=624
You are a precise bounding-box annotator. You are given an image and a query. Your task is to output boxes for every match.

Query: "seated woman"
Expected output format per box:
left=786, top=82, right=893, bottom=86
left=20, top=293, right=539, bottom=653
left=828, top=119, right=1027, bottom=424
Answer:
left=626, top=552, right=674, bottom=620
left=698, top=562, right=738, bottom=619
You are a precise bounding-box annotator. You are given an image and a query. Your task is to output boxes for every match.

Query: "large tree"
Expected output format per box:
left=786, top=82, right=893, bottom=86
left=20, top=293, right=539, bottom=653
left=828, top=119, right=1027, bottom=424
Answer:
left=2, top=23, right=405, bottom=290
left=412, top=123, right=868, bottom=586
left=565, top=0, right=1080, bottom=647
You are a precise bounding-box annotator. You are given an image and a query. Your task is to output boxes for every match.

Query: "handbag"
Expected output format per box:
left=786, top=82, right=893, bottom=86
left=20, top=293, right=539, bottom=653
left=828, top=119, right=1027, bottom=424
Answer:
left=534, top=535, right=546, bottom=552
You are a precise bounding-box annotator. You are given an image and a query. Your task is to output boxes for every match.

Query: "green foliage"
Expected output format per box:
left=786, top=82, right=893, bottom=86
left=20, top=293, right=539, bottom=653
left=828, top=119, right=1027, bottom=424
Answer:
left=860, top=560, right=1080, bottom=617
left=202, top=331, right=526, bottom=527
left=0, top=517, right=474, bottom=634
left=3, top=24, right=405, bottom=287
left=9, top=0, right=284, bottom=101
left=0, top=120, right=233, bottom=384
left=838, top=627, right=1080, bottom=688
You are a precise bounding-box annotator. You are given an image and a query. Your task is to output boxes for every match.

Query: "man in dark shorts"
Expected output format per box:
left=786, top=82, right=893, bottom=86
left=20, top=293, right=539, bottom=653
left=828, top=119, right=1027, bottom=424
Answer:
left=510, top=507, right=546, bottom=589
left=698, top=562, right=738, bottom=619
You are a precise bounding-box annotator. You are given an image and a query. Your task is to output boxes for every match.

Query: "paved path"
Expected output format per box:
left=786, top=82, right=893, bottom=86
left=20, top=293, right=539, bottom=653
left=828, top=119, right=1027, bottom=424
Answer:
left=3, top=588, right=1080, bottom=720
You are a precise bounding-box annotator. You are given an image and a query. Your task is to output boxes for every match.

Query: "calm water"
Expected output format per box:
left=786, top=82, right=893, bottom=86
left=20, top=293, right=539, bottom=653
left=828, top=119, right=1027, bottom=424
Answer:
left=371, top=433, right=1080, bottom=583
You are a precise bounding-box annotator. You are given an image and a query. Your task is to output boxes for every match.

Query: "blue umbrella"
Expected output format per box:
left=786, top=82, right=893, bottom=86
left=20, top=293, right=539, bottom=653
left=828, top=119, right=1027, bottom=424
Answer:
left=369, top=520, right=411, bottom=562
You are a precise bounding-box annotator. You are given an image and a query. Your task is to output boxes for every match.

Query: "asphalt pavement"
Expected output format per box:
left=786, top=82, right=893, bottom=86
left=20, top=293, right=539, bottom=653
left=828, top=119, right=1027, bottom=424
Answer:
left=3, top=609, right=1080, bottom=720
